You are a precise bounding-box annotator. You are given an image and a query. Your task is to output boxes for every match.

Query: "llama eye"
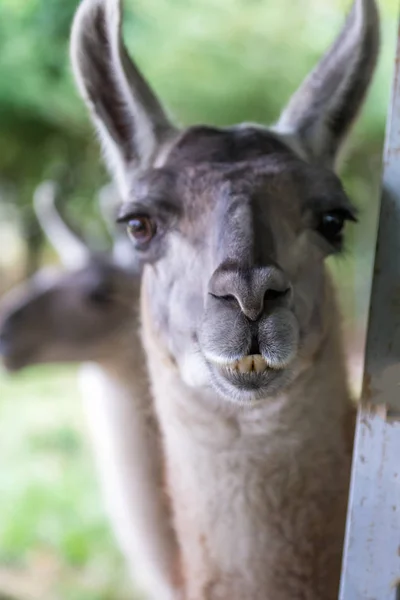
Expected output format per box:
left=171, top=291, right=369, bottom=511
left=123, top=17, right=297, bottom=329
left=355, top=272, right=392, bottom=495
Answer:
left=87, top=285, right=113, bottom=307
left=317, top=209, right=354, bottom=246
left=126, top=216, right=155, bottom=246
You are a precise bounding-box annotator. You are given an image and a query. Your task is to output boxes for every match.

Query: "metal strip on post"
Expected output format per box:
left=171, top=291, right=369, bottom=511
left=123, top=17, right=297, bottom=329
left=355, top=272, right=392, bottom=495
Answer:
left=339, top=18, right=400, bottom=600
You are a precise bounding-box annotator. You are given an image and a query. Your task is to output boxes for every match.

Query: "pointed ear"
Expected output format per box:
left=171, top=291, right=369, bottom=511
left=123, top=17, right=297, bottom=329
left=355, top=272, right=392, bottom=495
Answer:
left=274, top=0, right=379, bottom=168
left=70, top=0, right=177, bottom=196
left=33, top=181, right=90, bottom=269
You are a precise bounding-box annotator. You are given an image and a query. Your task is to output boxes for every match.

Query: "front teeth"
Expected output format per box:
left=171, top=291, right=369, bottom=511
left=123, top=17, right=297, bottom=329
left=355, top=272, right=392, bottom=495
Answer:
left=222, top=354, right=268, bottom=375
left=238, top=356, right=254, bottom=373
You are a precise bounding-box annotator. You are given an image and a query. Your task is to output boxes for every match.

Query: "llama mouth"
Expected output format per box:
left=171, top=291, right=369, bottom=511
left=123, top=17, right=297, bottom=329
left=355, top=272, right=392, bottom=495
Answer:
left=206, top=354, right=288, bottom=401
left=216, top=354, right=274, bottom=376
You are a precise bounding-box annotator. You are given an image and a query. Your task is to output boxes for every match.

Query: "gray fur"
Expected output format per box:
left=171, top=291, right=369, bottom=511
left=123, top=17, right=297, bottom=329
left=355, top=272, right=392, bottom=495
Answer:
left=70, top=0, right=379, bottom=596
left=70, top=0, right=378, bottom=402
left=70, top=0, right=177, bottom=195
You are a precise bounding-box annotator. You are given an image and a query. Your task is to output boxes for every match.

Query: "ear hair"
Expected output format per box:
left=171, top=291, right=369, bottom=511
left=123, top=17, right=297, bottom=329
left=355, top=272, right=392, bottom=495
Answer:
left=70, top=0, right=177, bottom=197
left=274, top=0, right=380, bottom=168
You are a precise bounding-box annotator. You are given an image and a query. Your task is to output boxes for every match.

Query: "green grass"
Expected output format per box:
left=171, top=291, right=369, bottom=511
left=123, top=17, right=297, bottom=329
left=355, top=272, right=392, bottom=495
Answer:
left=0, top=366, right=135, bottom=600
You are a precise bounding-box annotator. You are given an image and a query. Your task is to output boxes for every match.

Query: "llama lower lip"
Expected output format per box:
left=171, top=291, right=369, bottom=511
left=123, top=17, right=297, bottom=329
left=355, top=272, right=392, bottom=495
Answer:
left=208, top=360, right=284, bottom=402
left=217, top=367, right=277, bottom=387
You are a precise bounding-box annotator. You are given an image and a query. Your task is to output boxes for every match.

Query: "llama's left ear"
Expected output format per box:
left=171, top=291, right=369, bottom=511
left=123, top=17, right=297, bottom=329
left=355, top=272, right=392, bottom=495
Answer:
left=274, top=0, right=380, bottom=169
left=70, top=0, right=177, bottom=196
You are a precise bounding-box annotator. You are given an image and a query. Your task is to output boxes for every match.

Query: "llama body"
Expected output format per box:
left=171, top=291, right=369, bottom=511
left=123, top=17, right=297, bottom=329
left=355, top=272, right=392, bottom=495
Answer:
left=71, top=0, right=379, bottom=597
left=142, top=271, right=354, bottom=600
left=0, top=184, right=180, bottom=600
left=79, top=352, right=180, bottom=600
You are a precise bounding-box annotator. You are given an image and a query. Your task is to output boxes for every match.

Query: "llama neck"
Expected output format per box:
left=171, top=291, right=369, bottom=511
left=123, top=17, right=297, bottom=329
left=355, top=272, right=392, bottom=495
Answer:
left=141, top=284, right=354, bottom=600
left=78, top=340, right=181, bottom=600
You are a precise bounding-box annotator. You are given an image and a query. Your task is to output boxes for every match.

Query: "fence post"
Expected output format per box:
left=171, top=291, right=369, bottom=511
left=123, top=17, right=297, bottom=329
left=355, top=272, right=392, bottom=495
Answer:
left=339, top=16, right=400, bottom=600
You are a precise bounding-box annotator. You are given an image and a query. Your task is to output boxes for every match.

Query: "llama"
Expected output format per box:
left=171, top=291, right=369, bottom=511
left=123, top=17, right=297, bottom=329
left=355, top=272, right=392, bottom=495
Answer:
left=71, top=0, right=379, bottom=597
left=0, top=182, right=180, bottom=600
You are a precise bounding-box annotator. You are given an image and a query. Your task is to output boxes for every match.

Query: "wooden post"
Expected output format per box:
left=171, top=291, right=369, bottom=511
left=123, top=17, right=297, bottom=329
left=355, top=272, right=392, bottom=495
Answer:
left=339, top=16, right=400, bottom=600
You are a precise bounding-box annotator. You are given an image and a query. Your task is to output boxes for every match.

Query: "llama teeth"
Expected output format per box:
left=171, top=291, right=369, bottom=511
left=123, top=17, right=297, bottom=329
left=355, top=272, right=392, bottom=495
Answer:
left=217, top=355, right=270, bottom=374
left=235, top=355, right=268, bottom=374
left=237, top=356, right=254, bottom=373
left=253, top=355, right=267, bottom=374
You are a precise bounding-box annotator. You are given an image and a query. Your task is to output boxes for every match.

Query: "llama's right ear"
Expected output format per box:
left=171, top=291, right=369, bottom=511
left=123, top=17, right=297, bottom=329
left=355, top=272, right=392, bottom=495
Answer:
left=70, top=0, right=177, bottom=196
left=274, top=0, right=379, bottom=169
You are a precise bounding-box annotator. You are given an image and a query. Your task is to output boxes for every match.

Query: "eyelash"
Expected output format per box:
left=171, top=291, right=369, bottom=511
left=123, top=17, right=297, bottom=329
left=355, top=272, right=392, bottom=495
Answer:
left=117, top=206, right=356, bottom=257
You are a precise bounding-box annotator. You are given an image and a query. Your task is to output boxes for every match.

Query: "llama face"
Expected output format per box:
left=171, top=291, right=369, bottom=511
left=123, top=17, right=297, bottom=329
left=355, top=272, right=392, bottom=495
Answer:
left=0, top=259, right=139, bottom=371
left=70, top=0, right=379, bottom=403
left=117, top=126, right=354, bottom=402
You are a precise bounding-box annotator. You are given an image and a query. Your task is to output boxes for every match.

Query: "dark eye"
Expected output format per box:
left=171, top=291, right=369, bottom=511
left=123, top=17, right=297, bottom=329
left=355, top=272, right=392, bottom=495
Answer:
left=87, top=285, right=113, bottom=307
left=126, top=216, right=155, bottom=246
left=317, top=209, right=355, bottom=246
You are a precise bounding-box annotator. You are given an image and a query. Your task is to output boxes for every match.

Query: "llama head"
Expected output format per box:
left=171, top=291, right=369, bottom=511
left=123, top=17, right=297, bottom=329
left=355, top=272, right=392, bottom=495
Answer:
left=0, top=182, right=139, bottom=371
left=71, top=0, right=379, bottom=403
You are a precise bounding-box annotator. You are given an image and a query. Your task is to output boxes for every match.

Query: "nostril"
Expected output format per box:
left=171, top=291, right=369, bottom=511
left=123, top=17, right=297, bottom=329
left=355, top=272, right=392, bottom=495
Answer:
left=209, top=263, right=291, bottom=320
left=209, top=292, right=237, bottom=303
left=264, top=287, right=291, bottom=303
left=265, top=289, right=283, bottom=301
left=220, top=294, right=236, bottom=302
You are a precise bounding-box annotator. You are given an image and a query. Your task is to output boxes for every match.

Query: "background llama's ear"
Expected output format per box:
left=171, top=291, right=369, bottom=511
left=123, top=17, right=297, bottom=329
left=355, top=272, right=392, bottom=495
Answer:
left=274, top=0, right=380, bottom=168
left=33, top=181, right=90, bottom=269
left=70, top=0, right=177, bottom=196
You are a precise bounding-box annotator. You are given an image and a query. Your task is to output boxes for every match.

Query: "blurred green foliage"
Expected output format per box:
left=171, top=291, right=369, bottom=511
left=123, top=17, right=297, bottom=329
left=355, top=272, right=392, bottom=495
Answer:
left=0, top=0, right=397, bottom=597
left=0, top=0, right=396, bottom=230
left=0, top=0, right=397, bottom=299
left=0, top=366, right=134, bottom=599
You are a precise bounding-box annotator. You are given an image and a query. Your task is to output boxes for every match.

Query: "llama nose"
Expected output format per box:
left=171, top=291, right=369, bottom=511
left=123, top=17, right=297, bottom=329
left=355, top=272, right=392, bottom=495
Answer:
left=208, top=263, right=291, bottom=321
